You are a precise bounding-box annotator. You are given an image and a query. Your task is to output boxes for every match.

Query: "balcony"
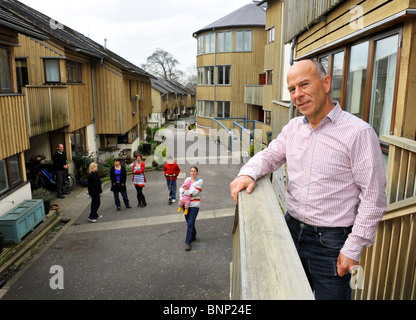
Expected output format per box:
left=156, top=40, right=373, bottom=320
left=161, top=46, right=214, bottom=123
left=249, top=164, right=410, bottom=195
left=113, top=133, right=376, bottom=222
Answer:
left=244, top=85, right=263, bottom=106
left=22, top=86, right=70, bottom=137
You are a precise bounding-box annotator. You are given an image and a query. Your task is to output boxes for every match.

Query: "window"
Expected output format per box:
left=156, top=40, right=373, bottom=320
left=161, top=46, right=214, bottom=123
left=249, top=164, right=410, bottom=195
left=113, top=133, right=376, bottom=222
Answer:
left=198, top=36, right=204, bottom=55
left=66, top=61, right=83, bottom=83
left=70, top=128, right=86, bottom=153
left=267, top=27, right=275, bottom=43
left=267, top=70, right=273, bottom=85
left=204, top=101, right=215, bottom=117
left=15, top=58, right=29, bottom=93
left=217, top=65, right=231, bottom=85
left=0, top=155, right=23, bottom=196
left=235, top=30, right=252, bottom=52
left=264, top=110, right=271, bottom=125
left=204, top=66, right=214, bottom=85
left=345, top=41, right=369, bottom=119
left=205, top=33, right=215, bottom=53
left=369, top=34, right=399, bottom=137
left=217, top=31, right=232, bottom=52
left=197, top=100, right=203, bottom=115
left=330, top=51, right=345, bottom=104
left=197, top=67, right=204, bottom=85
left=313, top=29, right=401, bottom=140
left=44, top=59, right=60, bottom=83
left=217, top=101, right=230, bottom=118
left=0, top=47, right=12, bottom=92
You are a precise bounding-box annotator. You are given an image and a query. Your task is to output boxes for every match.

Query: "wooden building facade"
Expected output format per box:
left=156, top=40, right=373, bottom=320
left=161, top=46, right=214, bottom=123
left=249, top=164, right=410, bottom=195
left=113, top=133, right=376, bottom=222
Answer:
left=0, top=0, right=153, bottom=217
left=193, top=3, right=267, bottom=128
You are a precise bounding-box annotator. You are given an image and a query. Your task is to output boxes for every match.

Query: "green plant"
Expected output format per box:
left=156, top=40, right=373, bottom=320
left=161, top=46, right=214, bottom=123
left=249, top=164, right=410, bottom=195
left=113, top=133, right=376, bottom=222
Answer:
left=32, top=188, right=54, bottom=202
left=72, top=149, right=96, bottom=182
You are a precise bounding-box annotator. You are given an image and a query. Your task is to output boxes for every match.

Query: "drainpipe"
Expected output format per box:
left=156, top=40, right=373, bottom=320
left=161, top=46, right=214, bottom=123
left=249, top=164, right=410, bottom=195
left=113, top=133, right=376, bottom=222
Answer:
left=289, top=36, right=297, bottom=120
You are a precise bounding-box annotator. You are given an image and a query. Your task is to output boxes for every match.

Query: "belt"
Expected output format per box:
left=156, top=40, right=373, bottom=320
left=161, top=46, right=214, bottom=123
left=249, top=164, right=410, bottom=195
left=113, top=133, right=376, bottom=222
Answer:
left=287, top=213, right=352, bottom=234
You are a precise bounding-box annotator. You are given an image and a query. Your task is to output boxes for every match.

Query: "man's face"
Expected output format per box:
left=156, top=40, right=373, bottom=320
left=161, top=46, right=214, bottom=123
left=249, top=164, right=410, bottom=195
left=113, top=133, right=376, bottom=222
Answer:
left=57, top=144, right=64, bottom=152
left=287, top=60, right=331, bottom=124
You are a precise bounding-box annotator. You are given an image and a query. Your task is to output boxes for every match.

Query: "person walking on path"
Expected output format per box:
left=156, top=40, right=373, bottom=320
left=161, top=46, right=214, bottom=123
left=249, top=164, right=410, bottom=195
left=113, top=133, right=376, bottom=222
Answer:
left=87, top=162, right=102, bottom=223
left=52, top=143, right=70, bottom=198
left=132, top=154, right=147, bottom=207
left=230, top=59, right=387, bottom=299
left=183, top=166, right=203, bottom=251
left=163, top=156, right=180, bottom=202
left=110, top=158, right=131, bottom=211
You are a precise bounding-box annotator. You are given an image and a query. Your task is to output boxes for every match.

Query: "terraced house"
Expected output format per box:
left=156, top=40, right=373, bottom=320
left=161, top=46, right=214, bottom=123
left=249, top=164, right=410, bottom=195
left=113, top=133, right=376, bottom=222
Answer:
left=0, top=0, right=154, bottom=216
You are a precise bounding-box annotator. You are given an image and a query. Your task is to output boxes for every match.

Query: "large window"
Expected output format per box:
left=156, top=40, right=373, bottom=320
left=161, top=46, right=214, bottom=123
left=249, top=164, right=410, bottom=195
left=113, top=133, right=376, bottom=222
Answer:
left=235, top=30, right=252, bottom=52
left=369, top=34, right=399, bottom=137
left=197, top=36, right=204, bottom=55
left=204, top=101, right=215, bottom=117
left=315, top=29, right=400, bottom=140
left=217, top=65, right=231, bottom=85
left=0, top=155, right=23, bottom=196
left=0, top=47, right=12, bottom=92
left=204, top=66, right=214, bottom=85
left=197, top=67, right=204, bottom=85
left=44, top=59, right=60, bottom=83
left=217, top=31, right=232, bottom=52
left=205, top=33, right=215, bottom=54
left=217, top=101, right=231, bottom=118
left=345, top=41, right=369, bottom=119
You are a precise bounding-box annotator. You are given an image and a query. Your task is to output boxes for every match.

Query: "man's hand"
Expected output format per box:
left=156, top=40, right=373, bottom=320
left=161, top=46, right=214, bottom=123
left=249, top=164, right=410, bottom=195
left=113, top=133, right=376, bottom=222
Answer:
left=230, top=175, right=256, bottom=204
left=336, top=253, right=359, bottom=277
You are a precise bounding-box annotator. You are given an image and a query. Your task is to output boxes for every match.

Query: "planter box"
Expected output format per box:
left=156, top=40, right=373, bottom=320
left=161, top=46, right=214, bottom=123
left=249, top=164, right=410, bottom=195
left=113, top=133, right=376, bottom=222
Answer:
left=0, top=199, right=46, bottom=244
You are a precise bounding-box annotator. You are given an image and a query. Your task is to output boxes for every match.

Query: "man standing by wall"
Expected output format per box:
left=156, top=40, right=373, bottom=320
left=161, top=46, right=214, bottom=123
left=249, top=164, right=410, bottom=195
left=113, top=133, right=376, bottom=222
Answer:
left=53, top=143, right=70, bottom=198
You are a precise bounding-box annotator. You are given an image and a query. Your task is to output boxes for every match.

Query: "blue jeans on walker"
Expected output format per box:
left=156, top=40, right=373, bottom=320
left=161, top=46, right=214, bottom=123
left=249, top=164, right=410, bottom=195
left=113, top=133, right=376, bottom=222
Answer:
left=285, top=212, right=352, bottom=300
left=166, top=179, right=177, bottom=200
left=185, top=207, right=199, bottom=244
left=113, top=190, right=130, bottom=208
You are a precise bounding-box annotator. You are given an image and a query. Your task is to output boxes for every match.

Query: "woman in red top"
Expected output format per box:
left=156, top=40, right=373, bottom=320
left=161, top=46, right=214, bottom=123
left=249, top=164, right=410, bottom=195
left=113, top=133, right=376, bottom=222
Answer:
left=132, top=154, right=147, bottom=207
left=163, top=156, right=180, bottom=202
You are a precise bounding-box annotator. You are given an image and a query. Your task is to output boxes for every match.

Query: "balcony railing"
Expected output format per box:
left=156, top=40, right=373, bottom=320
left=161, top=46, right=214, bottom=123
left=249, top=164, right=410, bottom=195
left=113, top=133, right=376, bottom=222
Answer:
left=231, top=175, right=314, bottom=299
left=23, top=86, right=70, bottom=137
left=244, top=85, right=263, bottom=106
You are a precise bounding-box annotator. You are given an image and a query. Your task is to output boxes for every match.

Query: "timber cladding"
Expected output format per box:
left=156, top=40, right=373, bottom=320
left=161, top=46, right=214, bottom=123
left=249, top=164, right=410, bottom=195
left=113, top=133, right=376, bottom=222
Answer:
left=292, top=0, right=411, bottom=59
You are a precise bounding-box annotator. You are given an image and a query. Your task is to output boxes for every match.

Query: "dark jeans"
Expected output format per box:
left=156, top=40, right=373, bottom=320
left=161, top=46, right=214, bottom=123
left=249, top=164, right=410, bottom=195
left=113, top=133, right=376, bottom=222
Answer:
left=56, top=170, right=67, bottom=195
left=185, top=207, right=199, bottom=244
left=135, top=185, right=146, bottom=205
left=113, top=190, right=130, bottom=208
left=285, top=212, right=352, bottom=300
left=89, top=194, right=100, bottom=220
left=166, top=179, right=177, bottom=200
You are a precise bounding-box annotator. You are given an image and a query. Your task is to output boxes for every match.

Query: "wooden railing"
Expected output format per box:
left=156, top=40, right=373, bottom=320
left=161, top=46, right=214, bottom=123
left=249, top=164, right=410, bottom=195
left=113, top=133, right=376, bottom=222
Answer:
left=352, top=135, right=416, bottom=300
left=231, top=176, right=314, bottom=300
left=23, top=86, right=70, bottom=137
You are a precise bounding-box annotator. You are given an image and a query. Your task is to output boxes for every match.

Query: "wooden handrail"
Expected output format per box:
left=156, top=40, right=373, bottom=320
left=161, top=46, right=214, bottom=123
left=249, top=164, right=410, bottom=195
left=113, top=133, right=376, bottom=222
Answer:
left=231, top=176, right=314, bottom=300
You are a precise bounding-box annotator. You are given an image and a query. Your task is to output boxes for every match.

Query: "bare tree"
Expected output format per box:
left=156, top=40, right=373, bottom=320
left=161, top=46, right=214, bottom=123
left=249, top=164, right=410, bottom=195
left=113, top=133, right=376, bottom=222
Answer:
left=141, top=48, right=183, bottom=81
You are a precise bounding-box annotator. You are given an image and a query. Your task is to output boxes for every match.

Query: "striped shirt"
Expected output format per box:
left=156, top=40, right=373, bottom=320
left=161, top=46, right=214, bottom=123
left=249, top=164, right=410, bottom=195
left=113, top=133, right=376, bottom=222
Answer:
left=238, top=103, right=387, bottom=261
left=182, top=177, right=203, bottom=208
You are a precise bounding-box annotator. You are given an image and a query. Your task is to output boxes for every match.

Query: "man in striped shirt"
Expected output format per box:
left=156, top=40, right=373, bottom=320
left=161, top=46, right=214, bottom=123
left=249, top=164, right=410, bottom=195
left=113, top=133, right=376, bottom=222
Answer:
left=230, top=59, right=387, bottom=299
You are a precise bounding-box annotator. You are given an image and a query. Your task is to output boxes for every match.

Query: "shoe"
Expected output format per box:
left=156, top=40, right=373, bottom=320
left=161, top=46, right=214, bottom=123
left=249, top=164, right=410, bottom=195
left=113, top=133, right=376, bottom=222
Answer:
left=57, top=194, right=65, bottom=199
left=178, top=207, right=182, bottom=213
left=172, top=199, right=176, bottom=203
left=88, top=219, right=96, bottom=223
left=185, top=243, right=192, bottom=251
left=117, top=207, right=121, bottom=211
left=126, top=205, right=132, bottom=208
left=142, top=203, right=147, bottom=207
left=98, top=215, right=103, bottom=219
left=184, top=208, right=188, bottom=215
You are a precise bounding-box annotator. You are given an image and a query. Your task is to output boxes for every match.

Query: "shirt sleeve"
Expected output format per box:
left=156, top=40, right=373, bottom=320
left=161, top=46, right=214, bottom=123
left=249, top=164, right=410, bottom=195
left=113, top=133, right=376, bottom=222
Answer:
left=340, top=128, right=387, bottom=262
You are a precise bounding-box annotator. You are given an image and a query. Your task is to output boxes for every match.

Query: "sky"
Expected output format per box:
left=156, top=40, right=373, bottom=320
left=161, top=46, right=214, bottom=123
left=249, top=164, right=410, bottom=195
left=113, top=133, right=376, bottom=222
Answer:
left=18, top=0, right=252, bottom=75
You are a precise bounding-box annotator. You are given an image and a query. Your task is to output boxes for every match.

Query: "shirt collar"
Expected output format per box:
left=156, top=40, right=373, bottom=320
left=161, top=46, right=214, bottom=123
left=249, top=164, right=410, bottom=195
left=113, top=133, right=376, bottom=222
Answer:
left=302, top=101, right=342, bottom=125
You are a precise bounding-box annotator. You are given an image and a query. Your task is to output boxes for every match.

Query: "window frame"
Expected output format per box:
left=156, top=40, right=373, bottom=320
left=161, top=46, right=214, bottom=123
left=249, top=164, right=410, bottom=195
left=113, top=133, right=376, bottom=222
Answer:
left=217, top=65, right=231, bottom=85
left=0, top=45, right=13, bottom=93
left=0, top=154, right=23, bottom=197
left=66, top=60, right=83, bottom=83
left=44, top=58, right=61, bottom=84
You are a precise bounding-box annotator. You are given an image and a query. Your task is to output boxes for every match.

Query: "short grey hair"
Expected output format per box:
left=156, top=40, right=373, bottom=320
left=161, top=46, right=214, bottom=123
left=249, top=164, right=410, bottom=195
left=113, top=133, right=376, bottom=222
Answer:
left=310, top=59, right=327, bottom=80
